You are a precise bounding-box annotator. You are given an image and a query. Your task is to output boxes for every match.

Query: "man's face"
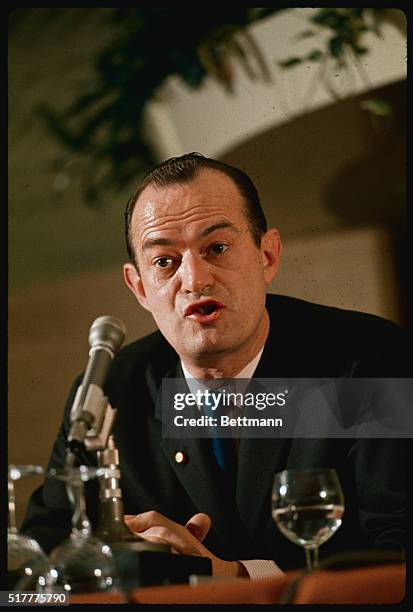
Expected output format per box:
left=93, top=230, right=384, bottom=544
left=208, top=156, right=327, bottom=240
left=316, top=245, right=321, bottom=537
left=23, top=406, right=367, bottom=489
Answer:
left=123, top=168, right=281, bottom=368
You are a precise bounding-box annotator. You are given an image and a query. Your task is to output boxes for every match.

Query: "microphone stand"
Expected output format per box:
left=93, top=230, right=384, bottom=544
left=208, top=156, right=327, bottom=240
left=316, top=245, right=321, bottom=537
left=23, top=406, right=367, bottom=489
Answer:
left=94, top=434, right=169, bottom=553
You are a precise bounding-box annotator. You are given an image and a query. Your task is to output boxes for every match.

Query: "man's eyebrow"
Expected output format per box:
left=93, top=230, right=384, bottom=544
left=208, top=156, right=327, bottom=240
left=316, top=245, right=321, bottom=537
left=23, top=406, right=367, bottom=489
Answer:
left=142, top=222, right=238, bottom=251
left=200, top=222, right=238, bottom=237
left=142, top=237, right=173, bottom=252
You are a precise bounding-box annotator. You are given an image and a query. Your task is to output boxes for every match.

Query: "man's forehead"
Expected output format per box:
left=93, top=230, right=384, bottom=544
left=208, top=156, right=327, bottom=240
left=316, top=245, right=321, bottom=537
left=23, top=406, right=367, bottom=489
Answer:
left=134, top=181, right=188, bottom=216
left=131, top=169, right=246, bottom=227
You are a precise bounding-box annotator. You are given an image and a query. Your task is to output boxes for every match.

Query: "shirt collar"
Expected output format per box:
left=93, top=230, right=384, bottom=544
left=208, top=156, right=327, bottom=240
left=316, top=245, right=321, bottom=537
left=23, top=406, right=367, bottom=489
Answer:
left=181, top=346, right=264, bottom=384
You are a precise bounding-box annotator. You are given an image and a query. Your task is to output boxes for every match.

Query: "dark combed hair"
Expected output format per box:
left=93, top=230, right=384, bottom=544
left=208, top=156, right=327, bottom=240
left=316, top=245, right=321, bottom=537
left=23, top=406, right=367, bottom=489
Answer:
left=125, top=152, right=267, bottom=263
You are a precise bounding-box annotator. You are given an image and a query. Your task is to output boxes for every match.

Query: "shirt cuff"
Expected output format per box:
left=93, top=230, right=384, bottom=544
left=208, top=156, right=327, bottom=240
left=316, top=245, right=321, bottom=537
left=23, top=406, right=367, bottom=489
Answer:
left=238, top=559, right=284, bottom=580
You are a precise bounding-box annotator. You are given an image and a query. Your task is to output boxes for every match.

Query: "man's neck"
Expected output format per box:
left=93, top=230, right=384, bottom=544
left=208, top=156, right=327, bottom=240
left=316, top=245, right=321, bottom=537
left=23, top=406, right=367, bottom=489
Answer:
left=182, top=346, right=264, bottom=382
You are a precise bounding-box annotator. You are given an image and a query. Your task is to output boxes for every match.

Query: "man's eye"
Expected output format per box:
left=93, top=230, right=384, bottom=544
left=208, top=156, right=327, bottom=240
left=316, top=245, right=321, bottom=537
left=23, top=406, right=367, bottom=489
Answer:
left=209, top=243, right=229, bottom=256
left=154, top=257, right=173, bottom=269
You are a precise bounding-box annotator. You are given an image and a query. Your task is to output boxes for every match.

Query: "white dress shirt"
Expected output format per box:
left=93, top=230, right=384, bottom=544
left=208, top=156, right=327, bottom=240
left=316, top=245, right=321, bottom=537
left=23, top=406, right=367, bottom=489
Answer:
left=181, top=349, right=283, bottom=580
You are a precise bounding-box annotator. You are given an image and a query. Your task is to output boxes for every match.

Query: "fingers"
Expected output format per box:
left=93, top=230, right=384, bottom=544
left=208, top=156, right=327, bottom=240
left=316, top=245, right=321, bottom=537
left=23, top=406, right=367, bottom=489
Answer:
left=124, top=510, right=178, bottom=534
left=135, top=531, right=170, bottom=547
left=137, top=526, right=200, bottom=556
left=125, top=511, right=211, bottom=541
left=185, top=513, right=211, bottom=542
left=124, top=511, right=206, bottom=556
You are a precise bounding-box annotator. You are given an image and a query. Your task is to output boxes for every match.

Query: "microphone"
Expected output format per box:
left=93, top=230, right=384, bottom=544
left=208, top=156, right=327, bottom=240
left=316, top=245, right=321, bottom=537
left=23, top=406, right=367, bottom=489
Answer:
left=67, top=316, right=126, bottom=456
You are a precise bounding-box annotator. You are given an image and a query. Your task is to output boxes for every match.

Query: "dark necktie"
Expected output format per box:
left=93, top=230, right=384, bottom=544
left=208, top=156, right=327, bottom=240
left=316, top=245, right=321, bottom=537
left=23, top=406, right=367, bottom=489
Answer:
left=203, top=387, right=237, bottom=479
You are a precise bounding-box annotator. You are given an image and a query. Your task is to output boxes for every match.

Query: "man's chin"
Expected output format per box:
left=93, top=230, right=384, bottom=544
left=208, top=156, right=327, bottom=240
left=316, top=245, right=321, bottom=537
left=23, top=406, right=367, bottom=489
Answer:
left=163, top=326, right=234, bottom=362
left=182, top=338, right=234, bottom=363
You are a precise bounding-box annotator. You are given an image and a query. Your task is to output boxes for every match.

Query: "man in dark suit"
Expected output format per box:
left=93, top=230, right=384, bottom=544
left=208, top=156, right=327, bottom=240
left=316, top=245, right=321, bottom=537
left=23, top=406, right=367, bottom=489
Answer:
left=22, top=153, right=409, bottom=577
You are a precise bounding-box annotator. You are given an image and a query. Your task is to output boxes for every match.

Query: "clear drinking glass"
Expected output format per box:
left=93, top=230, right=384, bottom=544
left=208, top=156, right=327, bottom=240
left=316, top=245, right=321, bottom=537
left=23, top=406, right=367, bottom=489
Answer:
left=7, top=465, right=52, bottom=591
left=45, top=465, right=122, bottom=595
left=272, top=468, right=344, bottom=570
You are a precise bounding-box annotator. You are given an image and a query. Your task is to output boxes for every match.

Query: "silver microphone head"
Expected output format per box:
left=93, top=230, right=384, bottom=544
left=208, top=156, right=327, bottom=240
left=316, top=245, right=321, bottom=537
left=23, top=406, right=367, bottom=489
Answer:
left=89, top=316, right=126, bottom=353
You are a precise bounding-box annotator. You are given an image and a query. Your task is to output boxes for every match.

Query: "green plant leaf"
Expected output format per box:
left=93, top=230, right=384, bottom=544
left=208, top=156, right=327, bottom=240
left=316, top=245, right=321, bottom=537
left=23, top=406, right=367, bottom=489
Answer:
left=354, top=45, right=368, bottom=55
left=311, top=8, right=344, bottom=29
left=294, top=30, right=316, bottom=40
left=306, top=50, right=324, bottom=62
left=360, top=98, right=392, bottom=117
left=278, top=57, right=302, bottom=69
left=329, top=36, right=343, bottom=58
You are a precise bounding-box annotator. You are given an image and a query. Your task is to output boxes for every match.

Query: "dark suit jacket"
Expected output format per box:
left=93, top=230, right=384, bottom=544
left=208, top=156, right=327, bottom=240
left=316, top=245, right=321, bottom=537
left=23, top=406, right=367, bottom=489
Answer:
left=21, top=294, right=409, bottom=569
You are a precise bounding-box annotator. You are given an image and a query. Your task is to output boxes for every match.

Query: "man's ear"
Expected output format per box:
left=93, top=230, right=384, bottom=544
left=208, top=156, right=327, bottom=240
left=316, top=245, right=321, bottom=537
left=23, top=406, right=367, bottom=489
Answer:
left=260, top=228, right=282, bottom=285
left=123, top=262, right=150, bottom=312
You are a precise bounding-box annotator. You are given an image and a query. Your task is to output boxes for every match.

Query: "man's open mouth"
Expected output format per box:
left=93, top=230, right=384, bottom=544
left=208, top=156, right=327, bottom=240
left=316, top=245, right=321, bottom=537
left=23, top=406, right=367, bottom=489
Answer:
left=184, top=300, right=224, bottom=323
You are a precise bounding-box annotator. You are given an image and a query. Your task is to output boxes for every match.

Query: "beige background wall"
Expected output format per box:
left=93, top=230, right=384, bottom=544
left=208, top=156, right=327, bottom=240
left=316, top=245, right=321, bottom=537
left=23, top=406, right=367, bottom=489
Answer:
left=8, top=10, right=406, bottom=527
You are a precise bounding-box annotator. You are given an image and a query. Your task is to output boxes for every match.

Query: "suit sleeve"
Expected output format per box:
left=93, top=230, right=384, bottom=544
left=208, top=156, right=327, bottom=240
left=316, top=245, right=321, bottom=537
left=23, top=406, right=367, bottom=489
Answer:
left=346, top=319, right=410, bottom=553
left=347, top=438, right=407, bottom=552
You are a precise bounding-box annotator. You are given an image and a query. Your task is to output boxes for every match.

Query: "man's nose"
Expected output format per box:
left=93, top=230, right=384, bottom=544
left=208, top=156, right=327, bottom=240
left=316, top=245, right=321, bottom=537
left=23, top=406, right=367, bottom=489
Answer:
left=179, top=252, right=214, bottom=294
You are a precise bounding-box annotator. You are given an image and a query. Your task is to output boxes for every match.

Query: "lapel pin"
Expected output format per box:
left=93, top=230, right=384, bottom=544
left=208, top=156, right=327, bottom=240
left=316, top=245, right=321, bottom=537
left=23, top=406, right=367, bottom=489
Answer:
left=174, top=451, right=188, bottom=464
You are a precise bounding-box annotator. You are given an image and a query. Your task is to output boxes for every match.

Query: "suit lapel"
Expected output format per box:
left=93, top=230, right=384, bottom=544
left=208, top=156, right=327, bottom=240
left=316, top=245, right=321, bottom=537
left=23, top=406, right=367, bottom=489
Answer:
left=236, top=316, right=292, bottom=534
left=152, top=362, right=233, bottom=539
left=236, top=437, right=291, bottom=535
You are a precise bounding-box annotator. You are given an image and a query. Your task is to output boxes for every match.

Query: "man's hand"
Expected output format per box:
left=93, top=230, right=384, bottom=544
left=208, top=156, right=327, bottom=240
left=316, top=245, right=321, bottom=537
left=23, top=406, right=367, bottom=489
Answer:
left=124, top=511, right=248, bottom=578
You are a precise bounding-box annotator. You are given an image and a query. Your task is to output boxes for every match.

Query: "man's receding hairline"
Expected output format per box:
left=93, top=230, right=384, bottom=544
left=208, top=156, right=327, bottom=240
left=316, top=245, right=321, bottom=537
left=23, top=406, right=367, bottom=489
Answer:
left=130, top=166, right=251, bottom=220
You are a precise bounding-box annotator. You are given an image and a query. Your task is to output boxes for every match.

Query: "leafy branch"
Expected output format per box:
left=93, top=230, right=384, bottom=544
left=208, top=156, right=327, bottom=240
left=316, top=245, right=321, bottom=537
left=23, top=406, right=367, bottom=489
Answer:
left=28, top=7, right=401, bottom=205
left=35, top=8, right=281, bottom=205
left=276, top=8, right=394, bottom=118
